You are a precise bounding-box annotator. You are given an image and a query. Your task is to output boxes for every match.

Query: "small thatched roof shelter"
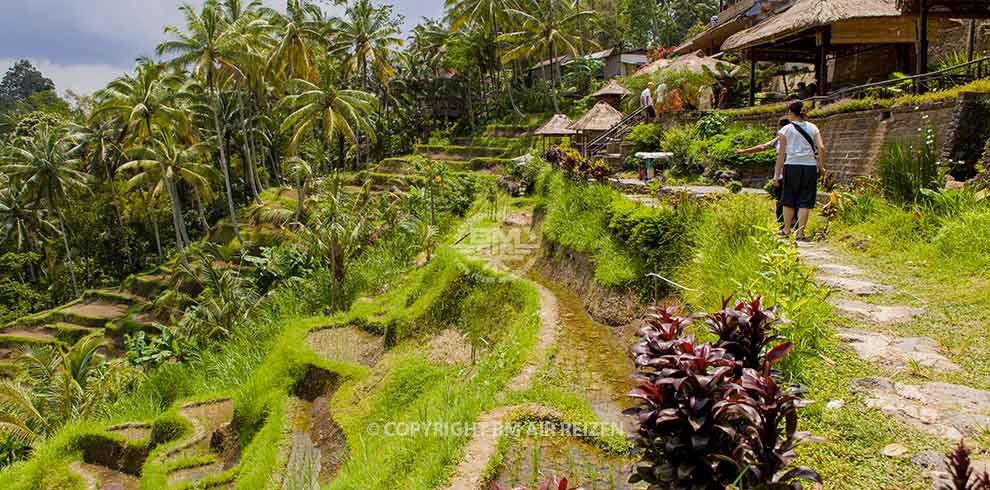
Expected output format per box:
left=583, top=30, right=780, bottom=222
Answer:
left=535, top=114, right=576, bottom=137
left=635, top=51, right=737, bottom=76
left=569, top=101, right=624, bottom=133
left=591, top=79, right=632, bottom=98
left=591, top=79, right=632, bottom=109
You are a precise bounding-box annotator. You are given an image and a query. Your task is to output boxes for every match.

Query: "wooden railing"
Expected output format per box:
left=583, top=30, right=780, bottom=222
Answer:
left=582, top=105, right=651, bottom=157
left=804, top=56, right=990, bottom=106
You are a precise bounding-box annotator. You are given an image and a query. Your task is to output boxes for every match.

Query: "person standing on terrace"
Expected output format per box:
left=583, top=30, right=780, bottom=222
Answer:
left=775, top=100, right=826, bottom=240
left=641, top=81, right=657, bottom=120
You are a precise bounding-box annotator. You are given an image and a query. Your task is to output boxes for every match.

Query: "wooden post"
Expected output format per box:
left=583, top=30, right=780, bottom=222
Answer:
left=916, top=0, right=929, bottom=92
left=750, top=49, right=758, bottom=106
left=968, top=19, right=977, bottom=63
left=815, top=27, right=831, bottom=96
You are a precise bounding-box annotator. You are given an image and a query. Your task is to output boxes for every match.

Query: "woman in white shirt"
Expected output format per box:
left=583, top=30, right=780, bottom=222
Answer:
left=774, top=101, right=827, bottom=240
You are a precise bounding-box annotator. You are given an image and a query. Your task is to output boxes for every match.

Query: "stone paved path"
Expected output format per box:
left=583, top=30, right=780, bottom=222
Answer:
left=797, top=240, right=990, bottom=487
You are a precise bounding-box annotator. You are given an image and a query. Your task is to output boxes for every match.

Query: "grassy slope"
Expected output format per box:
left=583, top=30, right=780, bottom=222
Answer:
left=673, top=194, right=937, bottom=490
left=538, top=170, right=935, bottom=488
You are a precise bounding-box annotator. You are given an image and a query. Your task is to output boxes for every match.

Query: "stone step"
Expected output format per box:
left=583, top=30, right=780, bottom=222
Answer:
left=853, top=377, right=990, bottom=441
left=818, top=275, right=894, bottom=296
left=816, top=263, right=866, bottom=277
left=838, top=329, right=958, bottom=372
left=832, top=299, right=923, bottom=324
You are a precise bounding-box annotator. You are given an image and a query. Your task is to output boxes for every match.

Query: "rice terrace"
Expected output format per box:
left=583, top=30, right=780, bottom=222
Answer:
left=3, top=0, right=990, bottom=489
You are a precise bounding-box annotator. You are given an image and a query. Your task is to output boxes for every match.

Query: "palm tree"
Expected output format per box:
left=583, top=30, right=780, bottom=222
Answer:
left=265, top=0, right=329, bottom=84
left=158, top=0, right=250, bottom=243
left=0, top=335, right=114, bottom=446
left=0, top=181, right=55, bottom=281
left=121, top=130, right=214, bottom=268
left=336, top=0, right=403, bottom=91
left=176, top=244, right=260, bottom=341
left=66, top=117, right=126, bottom=224
left=298, top=176, right=374, bottom=311
left=445, top=0, right=519, bottom=116
left=500, top=0, right=597, bottom=111
left=278, top=77, right=377, bottom=159
left=285, top=155, right=311, bottom=225
left=1, top=126, right=90, bottom=295
left=92, top=60, right=184, bottom=145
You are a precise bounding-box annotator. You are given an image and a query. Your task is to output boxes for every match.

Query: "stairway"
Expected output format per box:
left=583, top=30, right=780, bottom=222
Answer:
left=583, top=106, right=650, bottom=160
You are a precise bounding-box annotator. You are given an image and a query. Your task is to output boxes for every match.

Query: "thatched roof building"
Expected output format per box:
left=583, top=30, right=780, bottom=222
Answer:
left=569, top=101, right=624, bottom=133
left=722, top=0, right=905, bottom=52
left=634, top=51, right=737, bottom=76
left=591, top=79, right=632, bottom=98
left=534, top=114, right=577, bottom=136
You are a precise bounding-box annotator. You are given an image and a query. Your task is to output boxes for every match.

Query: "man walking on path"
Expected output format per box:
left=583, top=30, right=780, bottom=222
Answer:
left=775, top=100, right=827, bottom=240
left=736, top=118, right=794, bottom=225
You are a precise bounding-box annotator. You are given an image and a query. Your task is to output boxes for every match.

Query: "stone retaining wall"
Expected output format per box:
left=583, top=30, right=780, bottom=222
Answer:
left=657, top=92, right=990, bottom=183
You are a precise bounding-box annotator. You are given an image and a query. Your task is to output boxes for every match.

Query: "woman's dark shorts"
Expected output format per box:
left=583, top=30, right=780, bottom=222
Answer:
left=781, top=165, right=818, bottom=209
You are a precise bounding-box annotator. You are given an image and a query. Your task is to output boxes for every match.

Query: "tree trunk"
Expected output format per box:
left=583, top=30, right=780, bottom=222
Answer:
left=212, top=90, right=244, bottom=243
left=549, top=41, right=560, bottom=112
left=159, top=161, right=190, bottom=268
left=295, top=174, right=305, bottom=225
left=193, top=186, right=211, bottom=234
left=56, top=213, right=79, bottom=295
left=238, top=93, right=263, bottom=205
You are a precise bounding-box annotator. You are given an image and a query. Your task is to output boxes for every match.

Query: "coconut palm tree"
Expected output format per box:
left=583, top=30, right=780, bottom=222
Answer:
left=1, top=126, right=90, bottom=295
left=0, top=181, right=55, bottom=281
left=0, top=335, right=115, bottom=445
left=298, top=176, right=374, bottom=311
left=265, top=0, right=329, bottom=84
left=158, top=0, right=251, bottom=243
left=499, top=0, right=596, bottom=111
left=285, top=155, right=311, bottom=225
left=335, top=0, right=403, bottom=91
left=121, top=129, right=214, bottom=268
left=278, top=76, right=378, bottom=158
left=175, top=244, right=260, bottom=341
left=92, top=60, right=184, bottom=145
left=66, top=118, right=126, bottom=224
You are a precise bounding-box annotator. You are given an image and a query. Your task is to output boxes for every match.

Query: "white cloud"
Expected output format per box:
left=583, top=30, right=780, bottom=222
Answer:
left=0, top=58, right=130, bottom=96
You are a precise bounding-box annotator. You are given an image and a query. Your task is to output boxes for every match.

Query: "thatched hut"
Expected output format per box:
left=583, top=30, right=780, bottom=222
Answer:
left=569, top=101, right=624, bottom=155
left=534, top=114, right=576, bottom=149
left=635, top=51, right=736, bottom=76
left=721, top=0, right=960, bottom=101
left=590, top=79, right=632, bottom=109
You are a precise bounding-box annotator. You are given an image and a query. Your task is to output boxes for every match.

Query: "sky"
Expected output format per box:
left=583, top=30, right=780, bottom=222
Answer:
left=0, top=0, right=445, bottom=96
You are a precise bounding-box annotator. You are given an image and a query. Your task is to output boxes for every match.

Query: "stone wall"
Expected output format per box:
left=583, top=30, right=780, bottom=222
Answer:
left=655, top=92, right=990, bottom=183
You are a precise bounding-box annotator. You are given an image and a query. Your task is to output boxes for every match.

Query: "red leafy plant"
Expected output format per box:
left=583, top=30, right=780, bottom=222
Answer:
left=492, top=476, right=582, bottom=490
left=707, top=296, right=786, bottom=371
left=941, top=441, right=990, bottom=490
left=627, top=300, right=820, bottom=490
left=542, top=146, right=564, bottom=169
left=587, top=159, right=611, bottom=183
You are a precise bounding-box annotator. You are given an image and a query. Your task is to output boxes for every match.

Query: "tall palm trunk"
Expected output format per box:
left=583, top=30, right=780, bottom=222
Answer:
left=294, top=173, right=305, bottom=225
left=212, top=89, right=244, bottom=243
left=549, top=41, right=560, bottom=112
left=56, top=212, right=79, bottom=295
left=159, top=161, right=190, bottom=268
left=238, top=92, right=263, bottom=204
left=192, top=186, right=211, bottom=234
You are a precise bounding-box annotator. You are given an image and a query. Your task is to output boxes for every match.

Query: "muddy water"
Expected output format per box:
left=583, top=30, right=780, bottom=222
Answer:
left=527, top=271, right=637, bottom=434
left=493, top=436, right=640, bottom=490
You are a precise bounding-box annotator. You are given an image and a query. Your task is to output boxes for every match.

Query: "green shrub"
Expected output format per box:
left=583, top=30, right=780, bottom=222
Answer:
left=705, top=125, right=776, bottom=169
left=877, top=132, right=941, bottom=203
left=661, top=125, right=704, bottom=175
left=932, top=210, right=990, bottom=262
left=626, top=123, right=664, bottom=152
left=695, top=113, right=728, bottom=138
